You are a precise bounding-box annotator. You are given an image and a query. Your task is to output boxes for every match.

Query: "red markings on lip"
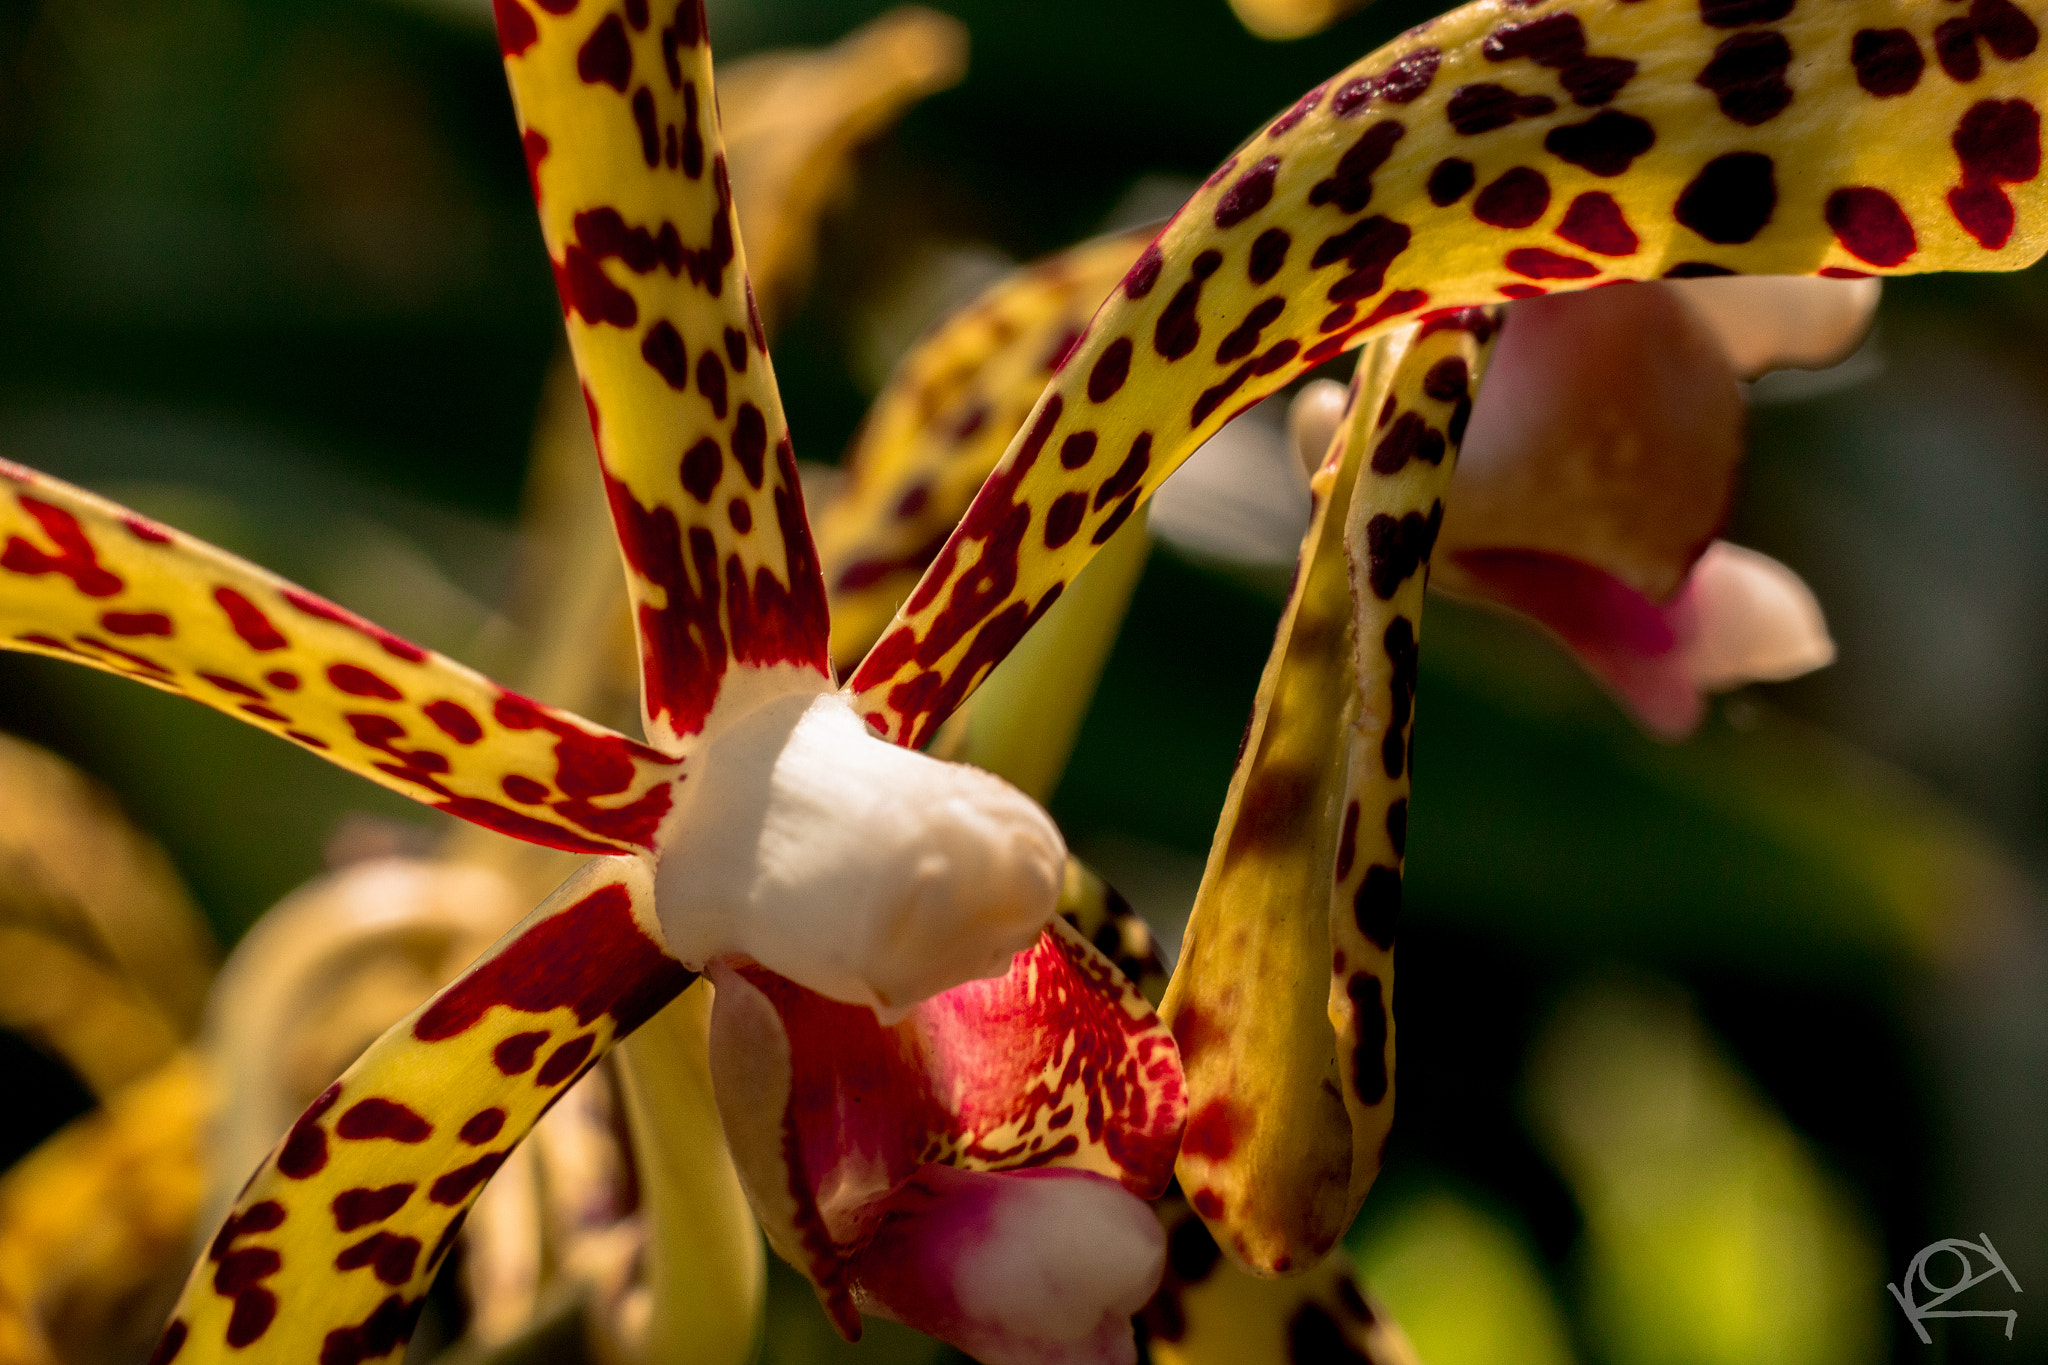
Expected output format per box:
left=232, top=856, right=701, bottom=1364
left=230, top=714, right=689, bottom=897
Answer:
left=4, top=496, right=124, bottom=597
left=415, top=882, right=695, bottom=1044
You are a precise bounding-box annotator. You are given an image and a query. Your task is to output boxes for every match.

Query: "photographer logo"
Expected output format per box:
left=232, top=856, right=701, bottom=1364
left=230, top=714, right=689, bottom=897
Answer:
left=1888, top=1234, right=2022, bottom=1343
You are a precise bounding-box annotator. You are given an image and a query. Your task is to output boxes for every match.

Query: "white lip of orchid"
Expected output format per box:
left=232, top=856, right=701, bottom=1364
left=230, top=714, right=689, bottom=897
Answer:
left=654, top=690, right=1066, bottom=1022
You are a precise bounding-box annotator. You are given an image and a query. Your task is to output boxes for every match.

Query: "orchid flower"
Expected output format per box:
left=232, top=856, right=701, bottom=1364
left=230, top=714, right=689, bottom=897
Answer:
left=0, top=10, right=1187, bottom=1365
left=1285, top=272, right=1863, bottom=737
left=847, top=0, right=2048, bottom=1282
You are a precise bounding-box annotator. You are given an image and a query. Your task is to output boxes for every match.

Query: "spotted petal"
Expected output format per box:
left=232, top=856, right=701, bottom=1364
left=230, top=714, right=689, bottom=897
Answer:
left=849, top=0, right=2048, bottom=745
left=152, top=857, right=694, bottom=1365
left=497, top=0, right=833, bottom=749
left=818, top=229, right=1151, bottom=669
left=0, top=464, right=678, bottom=856
left=704, top=914, right=1185, bottom=1360
left=1164, top=315, right=1499, bottom=1275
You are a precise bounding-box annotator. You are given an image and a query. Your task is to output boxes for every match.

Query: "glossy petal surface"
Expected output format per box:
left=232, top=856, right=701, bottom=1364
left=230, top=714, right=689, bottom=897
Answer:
left=818, top=230, right=1151, bottom=669
left=850, top=0, right=2048, bottom=747
left=1164, top=315, right=1498, bottom=1274
left=0, top=464, right=678, bottom=855
left=498, top=0, right=833, bottom=748
left=153, top=858, right=694, bottom=1365
left=705, top=914, right=1184, bottom=1335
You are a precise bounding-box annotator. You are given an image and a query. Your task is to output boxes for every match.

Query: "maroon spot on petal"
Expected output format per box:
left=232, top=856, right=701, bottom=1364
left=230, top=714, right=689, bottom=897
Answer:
left=1190, top=1188, right=1225, bottom=1219
left=1695, top=30, right=1793, bottom=126
left=277, top=1085, right=339, bottom=1179
left=1360, top=289, right=1427, bottom=328
left=501, top=774, right=549, bottom=804
left=460, top=1109, right=507, bottom=1145
left=318, top=1293, right=425, bottom=1365
left=536, top=1034, right=597, bottom=1086
left=336, top=1232, right=422, bottom=1286
left=1216, top=296, right=1287, bottom=363
left=493, top=0, right=538, bottom=55
left=98, top=610, right=171, bottom=636
left=731, top=404, right=768, bottom=487
left=493, top=1031, right=549, bottom=1074
left=1955, top=97, right=2042, bottom=184
left=1307, top=120, right=1404, bottom=213
left=239, top=703, right=288, bottom=723
left=1087, top=338, right=1132, bottom=402
left=1044, top=492, right=1087, bottom=549
left=1556, top=191, right=1639, bottom=255
left=1, top=497, right=123, bottom=597
left=1248, top=227, right=1291, bottom=283
left=1505, top=246, right=1601, bottom=278
left=1977, top=0, right=2041, bottom=60
left=1379, top=47, right=1441, bottom=103
left=1544, top=110, right=1656, bottom=176
left=1675, top=151, right=1777, bottom=243
left=338, top=1098, right=433, bottom=1143
left=641, top=321, right=689, bottom=389
left=1825, top=186, right=1917, bottom=265
left=1335, top=800, right=1363, bottom=881
left=225, top=1290, right=277, bottom=1348
left=727, top=497, right=752, bottom=533
left=202, top=673, right=264, bottom=700
left=1093, top=435, right=1153, bottom=512
left=631, top=87, right=658, bottom=166
left=1427, top=157, right=1476, bottom=205
left=680, top=438, right=723, bottom=503
left=577, top=12, right=632, bottom=88
left=148, top=1320, right=187, bottom=1365
left=1473, top=166, right=1551, bottom=228
left=328, top=663, right=402, bottom=700
left=429, top=1152, right=509, bottom=1206
left=1936, top=16, right=1982, bottom=82
left=1852, top=28, right=1924, bottom=95
left=1215, top=156, right=1280, bottom=227
left=1423, top=357, right=1470, bottom=403
left=1123, top=244, right=1163, bottom=299
left=1560, top=56, right=1638, bottom=106
left=1445, top=83, right=1555, bottom=136
left=1182, top=1099, right=1241, bottom=1160
left=333, top=1184, right=416, bottom=1233
left=1484, top=13, right=1585, bottom=66
left=286, top=590, right=429, bottom=661
left=425, top=700, right=483, bottom=744
left=208, top=588, right=285, bottom=651
left=1699, top=0, right=1791, bottom=27
left=1949, top=180, right=2016, bottom=247
left=1269, top=83, right=1326, bottom=136
left=1060, top=432, right=1098, bottom=470
left=1153, top=250, right=1223, bottom=360
left=696, top=349, right=728, bottom=418
left=123, top=515, right=172, bottom=543
left=1346, top=972, right=1390, bottom=1103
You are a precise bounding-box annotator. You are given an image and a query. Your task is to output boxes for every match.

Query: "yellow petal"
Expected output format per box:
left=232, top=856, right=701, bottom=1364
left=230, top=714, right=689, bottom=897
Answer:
left=1144, top=1191, right=1422, bottom=1365
left=0, top=463, right=680, bottom=855
left=499, top=3, right=833, bottom=748
left=818, top=229, right=1151, bottom=670
left=850, top=0, right=2048, bottom=746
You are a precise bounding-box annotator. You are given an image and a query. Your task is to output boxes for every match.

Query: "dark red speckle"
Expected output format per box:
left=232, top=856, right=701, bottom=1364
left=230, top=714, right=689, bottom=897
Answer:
left=416, top=882, right=694, bottom=1042
left=337, top=1098, right=434, bottom=1143
left=1506, top=247, right=1600, bottom=279
left=494, top=0, right=538, bottom=55
left=493, top=1031, right=549, bottom=1074
left=100, top=610, right=171, bottom=636
left=286, top=590, right=428, bottom=662
left=1215, top=157, right=1280, bottom=228
left=1826, top=187, right=1918, bottom=266
left=329, top=663, right=402, bottom=700
left=577, top=12, right=633, bottom=89
left=424, top=699, right=483, bottom=744
left=3, top=497, right=123, bottom=597
left=1556, top=191, right=1639, bottom=255
left=460, top=1109, right=507, bottom=1145
left=333, top=1184, right=416, bottom=1233
left=1182, top=1100, right=1241, bottom=1160
left=1852, top=28, right=1924, bottom=95
left=1473, top=167, right=1551, bottom=228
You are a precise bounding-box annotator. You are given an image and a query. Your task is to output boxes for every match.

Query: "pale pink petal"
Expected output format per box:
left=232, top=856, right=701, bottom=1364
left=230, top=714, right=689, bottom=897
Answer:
left=851, top=1165, right=1163, bottom=1365
left=1443, top=548, right=1703, bottom=738
left=1680, top=542, right=1835, bottom=692
left=1665, top=275, right=1882, bottom=379
left=1443, top=284, right=1744, bottom=602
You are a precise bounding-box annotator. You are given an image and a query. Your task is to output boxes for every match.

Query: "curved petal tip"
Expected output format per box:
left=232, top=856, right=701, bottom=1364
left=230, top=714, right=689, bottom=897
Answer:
left=854, top=1166, right=1163, bottom=1365
left=1680, top=541, right=1835, bottom=693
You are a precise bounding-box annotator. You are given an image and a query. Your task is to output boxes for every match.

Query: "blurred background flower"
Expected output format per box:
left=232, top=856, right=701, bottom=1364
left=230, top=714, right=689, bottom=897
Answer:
left=0, top=0, right=2044, bottom=1363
